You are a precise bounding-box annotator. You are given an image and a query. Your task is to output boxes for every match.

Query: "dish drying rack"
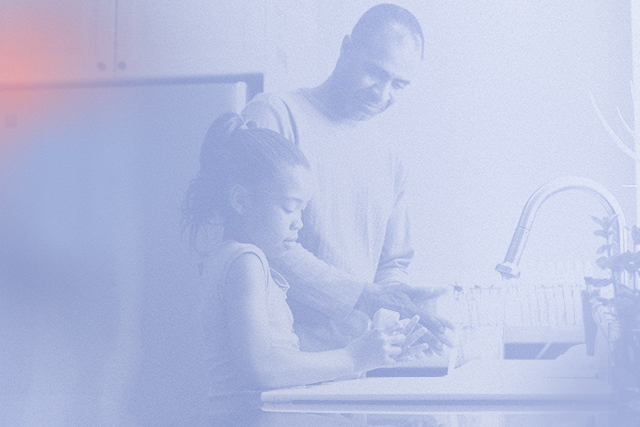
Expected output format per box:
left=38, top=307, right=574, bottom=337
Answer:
left=449, top=260, right=592, bottom=328
left=446, top=260, right=594, bottom=363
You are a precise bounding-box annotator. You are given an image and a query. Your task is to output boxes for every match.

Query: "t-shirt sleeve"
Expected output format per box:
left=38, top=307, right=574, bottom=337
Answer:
left=242, top=93, right=297, bottom=143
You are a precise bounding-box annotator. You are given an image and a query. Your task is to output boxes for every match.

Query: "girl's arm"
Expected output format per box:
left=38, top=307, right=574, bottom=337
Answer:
left=223, top=253, right=403, bottom=389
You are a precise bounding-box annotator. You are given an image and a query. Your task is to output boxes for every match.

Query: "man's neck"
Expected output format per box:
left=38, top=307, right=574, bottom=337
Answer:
left=307, top=77, right=350, bottom=121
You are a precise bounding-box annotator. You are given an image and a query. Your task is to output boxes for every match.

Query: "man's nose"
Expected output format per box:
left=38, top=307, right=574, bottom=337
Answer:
left=372, top=80, right=392, bottom=104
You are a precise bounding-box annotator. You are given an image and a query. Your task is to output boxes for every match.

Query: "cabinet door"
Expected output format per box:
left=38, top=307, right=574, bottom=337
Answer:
left=114, top=0, right=267, bottom=78
left=0, top=0, right=115, bottom=84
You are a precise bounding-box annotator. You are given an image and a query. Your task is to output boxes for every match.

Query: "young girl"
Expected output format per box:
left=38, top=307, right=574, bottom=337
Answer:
left=182, top=113, right=419, bottom=403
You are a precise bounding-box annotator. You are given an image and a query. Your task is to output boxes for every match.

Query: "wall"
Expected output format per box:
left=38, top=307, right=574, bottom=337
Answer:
left=261, top=0, right=634, bottom=288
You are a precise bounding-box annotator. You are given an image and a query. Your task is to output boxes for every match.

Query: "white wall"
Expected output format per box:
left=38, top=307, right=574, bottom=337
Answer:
left=258, top=0, right=634, bottom=288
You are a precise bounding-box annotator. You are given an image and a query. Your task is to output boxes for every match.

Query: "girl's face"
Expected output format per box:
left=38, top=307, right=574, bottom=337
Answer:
left=242, top=165, right=314, bottom=259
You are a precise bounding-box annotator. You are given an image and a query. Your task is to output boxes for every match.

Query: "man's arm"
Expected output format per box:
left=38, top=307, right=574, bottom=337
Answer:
left=363, top=158, right=456, bottom=351
left=373, top=160, right=413, bottom=287
left=272, top=243, right=366, bottom=320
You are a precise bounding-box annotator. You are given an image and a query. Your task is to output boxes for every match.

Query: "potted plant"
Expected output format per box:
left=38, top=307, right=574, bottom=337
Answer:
left=584, top=214, right=640, bottom=418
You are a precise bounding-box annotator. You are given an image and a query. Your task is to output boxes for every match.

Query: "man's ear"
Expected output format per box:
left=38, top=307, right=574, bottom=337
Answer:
left=340, top=34, right=352, bottom=57
left=229, top=184, right=250, bottom=215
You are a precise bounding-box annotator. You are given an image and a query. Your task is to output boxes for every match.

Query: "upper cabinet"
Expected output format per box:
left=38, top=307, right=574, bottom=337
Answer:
left=0, top=0, right=116, bottom=84
left=0, top=0, right=270, bottom=85
left=114, top=0, right=267, bottom=78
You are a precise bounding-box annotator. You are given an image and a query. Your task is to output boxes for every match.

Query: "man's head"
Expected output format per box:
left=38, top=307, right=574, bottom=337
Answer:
left=332, top=4, right=424, bottom=121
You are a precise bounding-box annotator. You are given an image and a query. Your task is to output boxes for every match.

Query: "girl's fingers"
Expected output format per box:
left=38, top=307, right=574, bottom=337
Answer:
left=401, top=315, right=420, bottom=336
left=397, top=343, right=430, bottom=361
left=388, top=333, right=406, bottom=345
left=405, top=343, right=430, bottom=355
left=403, top=326, right=427, bottom=348
left=388, top=345, right=403, bottom=357
left=416, top=327, right=446, bottom=354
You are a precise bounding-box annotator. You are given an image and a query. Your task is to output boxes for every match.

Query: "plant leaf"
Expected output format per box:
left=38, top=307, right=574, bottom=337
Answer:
left=593, top=229, right=613, bottom=238
left=590, top=215, right=604, bottom=227
left=596, top=256, right=610, bottom=270
left=629, top=225, right=640, bottom=246
left=596, top=244, right=610, bottom=254
left=603, top=214, right=620, bottom=229
left=609, top=251, right=638, bottom=272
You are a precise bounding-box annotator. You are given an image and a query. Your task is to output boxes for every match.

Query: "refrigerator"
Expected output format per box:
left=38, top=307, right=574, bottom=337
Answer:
left=0, top=74, right=262, bottom=426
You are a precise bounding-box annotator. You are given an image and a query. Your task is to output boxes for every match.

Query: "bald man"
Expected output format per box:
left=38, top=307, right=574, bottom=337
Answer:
left=243, top=4, right=453, bottom=354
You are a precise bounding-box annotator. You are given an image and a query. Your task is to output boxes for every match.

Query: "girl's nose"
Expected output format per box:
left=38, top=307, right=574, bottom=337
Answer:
left=291, top=215, right=303, bottom=231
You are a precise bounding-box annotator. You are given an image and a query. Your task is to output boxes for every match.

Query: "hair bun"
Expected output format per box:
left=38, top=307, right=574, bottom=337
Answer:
left=222, top=113, right=246, bottom=136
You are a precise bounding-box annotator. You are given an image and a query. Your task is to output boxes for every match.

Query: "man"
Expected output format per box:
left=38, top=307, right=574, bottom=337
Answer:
left=243, top=4, right=453, bottom=353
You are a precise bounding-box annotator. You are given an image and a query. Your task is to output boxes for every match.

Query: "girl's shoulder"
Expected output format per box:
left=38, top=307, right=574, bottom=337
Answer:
left=203, top=240, right=270, bottom=287
left=218, top=240, right=267, bottom=263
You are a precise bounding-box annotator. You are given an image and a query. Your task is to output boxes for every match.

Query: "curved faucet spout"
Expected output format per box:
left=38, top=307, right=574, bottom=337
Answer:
left=496, top=176, right=627, bottom=280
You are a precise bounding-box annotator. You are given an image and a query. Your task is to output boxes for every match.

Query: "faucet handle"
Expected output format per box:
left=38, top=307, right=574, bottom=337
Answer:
left=495, top=262, right=520, bottom=280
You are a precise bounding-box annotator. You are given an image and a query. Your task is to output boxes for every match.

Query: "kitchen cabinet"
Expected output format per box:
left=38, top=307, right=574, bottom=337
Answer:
left=0, top=0, right=316, bottom=90
left=0, top=0, right=115, bottom=84
left=114, top=0, right=268, bottom=79
left=0, top=0, right=270, bottom=85
left=112, top=0, right=320, bottom=86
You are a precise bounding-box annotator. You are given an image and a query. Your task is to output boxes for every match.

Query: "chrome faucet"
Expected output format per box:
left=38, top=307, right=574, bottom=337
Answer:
left=496, top=176, right=627, bottom=280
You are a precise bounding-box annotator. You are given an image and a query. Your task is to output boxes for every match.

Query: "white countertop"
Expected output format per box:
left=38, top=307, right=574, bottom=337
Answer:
left=261, top=357, right=610, bottom=405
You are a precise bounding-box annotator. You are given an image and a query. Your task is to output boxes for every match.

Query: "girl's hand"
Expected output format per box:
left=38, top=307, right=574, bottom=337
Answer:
left=371, top=309, right=434, bottom=362
left=345, top=329, right=405, bottom=372
left=359, top=284, right=456, bottom=354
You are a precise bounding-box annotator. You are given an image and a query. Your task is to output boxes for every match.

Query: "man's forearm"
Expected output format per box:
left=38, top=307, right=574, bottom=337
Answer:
left=270, top=243, right=367, bottom=320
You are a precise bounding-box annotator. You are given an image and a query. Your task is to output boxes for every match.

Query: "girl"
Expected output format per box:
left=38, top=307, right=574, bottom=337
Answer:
left=182, top=113, right=419, bottom=403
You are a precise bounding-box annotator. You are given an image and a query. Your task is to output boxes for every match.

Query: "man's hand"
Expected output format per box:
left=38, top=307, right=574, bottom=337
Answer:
left=356, top=283, right=455, bottom=355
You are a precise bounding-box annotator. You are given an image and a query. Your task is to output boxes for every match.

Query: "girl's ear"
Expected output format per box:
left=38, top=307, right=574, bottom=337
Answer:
left=229, top=184, right=250, bottom=215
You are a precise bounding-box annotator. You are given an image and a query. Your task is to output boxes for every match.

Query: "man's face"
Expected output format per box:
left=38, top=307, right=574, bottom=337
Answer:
left=340, top=32, right=422, bottom=121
